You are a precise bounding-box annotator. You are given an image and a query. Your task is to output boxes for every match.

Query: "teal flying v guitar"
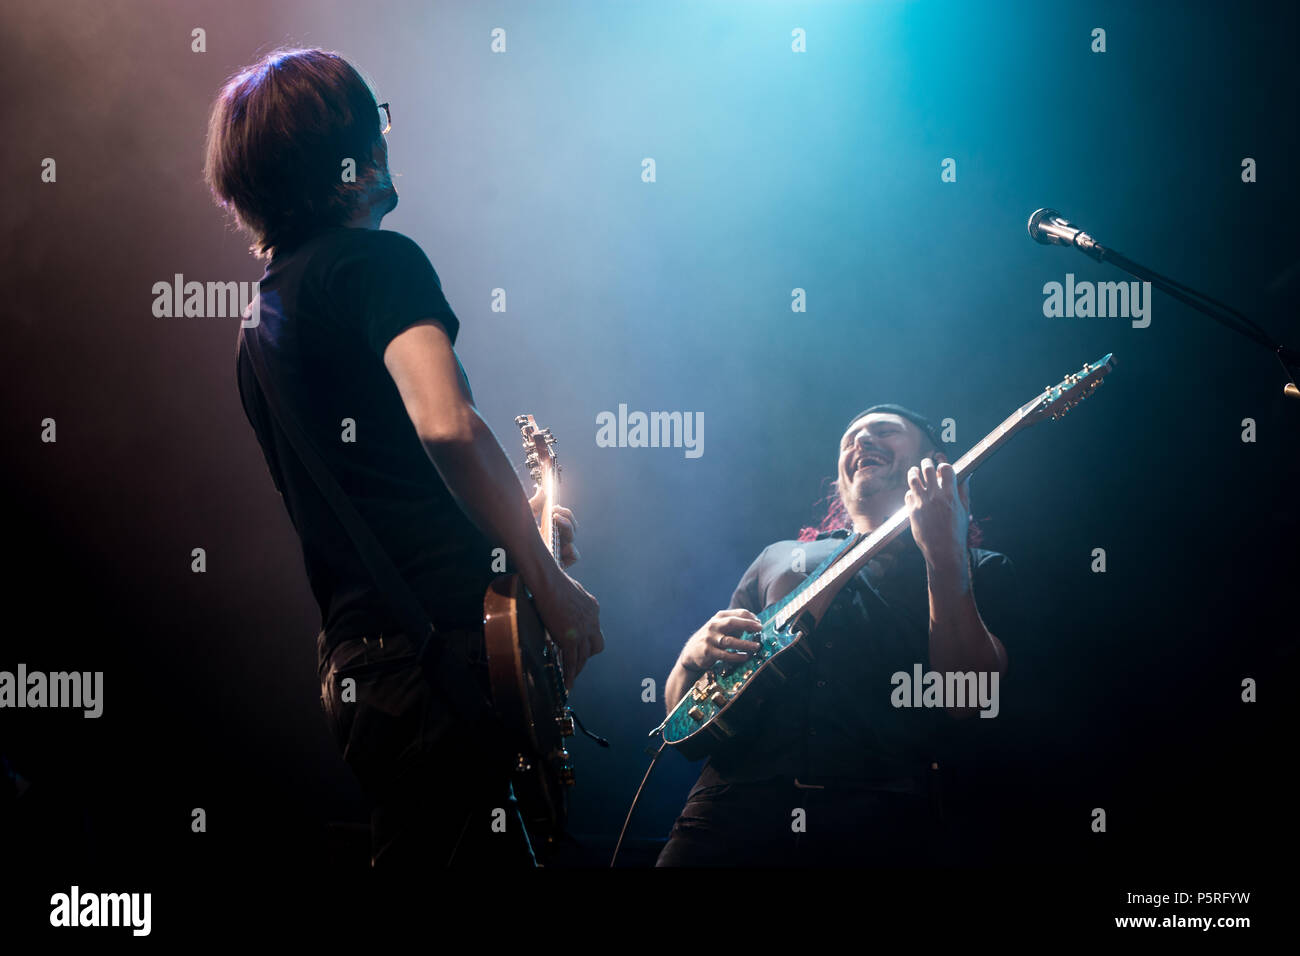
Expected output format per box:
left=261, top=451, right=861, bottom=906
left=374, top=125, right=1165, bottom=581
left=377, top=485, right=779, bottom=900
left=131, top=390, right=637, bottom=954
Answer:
left=653, top=354, right=1116, bottom=760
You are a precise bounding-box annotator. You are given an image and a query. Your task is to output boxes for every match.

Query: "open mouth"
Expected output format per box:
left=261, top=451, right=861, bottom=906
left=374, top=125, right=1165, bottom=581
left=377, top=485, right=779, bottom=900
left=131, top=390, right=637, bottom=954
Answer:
left=854, top=452, right=890, bottom=474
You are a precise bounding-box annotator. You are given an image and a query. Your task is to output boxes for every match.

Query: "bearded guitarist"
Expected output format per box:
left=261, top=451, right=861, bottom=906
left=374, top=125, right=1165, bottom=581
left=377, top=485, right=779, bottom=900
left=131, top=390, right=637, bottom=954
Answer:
left=657, top=404, right=1020, bottom=867
left=207, top=48, right=603, bottom=870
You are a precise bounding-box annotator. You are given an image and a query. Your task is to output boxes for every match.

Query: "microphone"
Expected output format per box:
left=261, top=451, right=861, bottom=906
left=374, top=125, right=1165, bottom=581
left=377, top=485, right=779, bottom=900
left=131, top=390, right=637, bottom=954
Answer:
left=1027, top=208, right=1102, bottom=259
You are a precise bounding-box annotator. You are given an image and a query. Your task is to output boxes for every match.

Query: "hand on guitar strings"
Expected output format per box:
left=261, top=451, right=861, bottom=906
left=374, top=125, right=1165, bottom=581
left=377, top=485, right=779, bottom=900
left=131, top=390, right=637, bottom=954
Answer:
left=677, top=608, right=763, bottom=675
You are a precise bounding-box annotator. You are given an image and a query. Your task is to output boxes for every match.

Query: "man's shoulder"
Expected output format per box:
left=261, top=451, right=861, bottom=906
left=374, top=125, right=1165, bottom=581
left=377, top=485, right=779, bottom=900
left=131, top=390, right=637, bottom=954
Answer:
left=338, top=226, right=422, bottom=249
left=287, top=226, right=426, bottom=269
left=751, top=532, right=851, bottom=569
left=270, top=228, right=440, bottom=316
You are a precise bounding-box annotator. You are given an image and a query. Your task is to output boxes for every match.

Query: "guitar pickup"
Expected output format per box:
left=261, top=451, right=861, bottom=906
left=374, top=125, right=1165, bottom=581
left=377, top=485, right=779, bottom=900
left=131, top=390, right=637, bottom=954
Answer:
left=691, top=676, right=713, bottom=702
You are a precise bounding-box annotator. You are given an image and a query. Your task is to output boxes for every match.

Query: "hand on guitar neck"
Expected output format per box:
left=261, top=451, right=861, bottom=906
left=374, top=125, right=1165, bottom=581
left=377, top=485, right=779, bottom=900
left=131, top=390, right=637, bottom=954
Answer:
left=523, top=474, right=600, bottom=689
left=529, top=487, right=580, bottom=569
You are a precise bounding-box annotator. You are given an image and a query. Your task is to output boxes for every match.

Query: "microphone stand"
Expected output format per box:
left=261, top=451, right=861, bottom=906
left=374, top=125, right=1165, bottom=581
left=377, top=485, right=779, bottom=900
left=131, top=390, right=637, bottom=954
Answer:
left=1030, top=209, right=1300, bottom=399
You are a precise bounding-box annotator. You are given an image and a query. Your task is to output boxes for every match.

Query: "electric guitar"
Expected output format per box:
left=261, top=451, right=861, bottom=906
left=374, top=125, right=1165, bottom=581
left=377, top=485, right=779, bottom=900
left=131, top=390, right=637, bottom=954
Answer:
left=654, top=354, right=1117, bottom=759
left=483, top=415, right=575, bottom=851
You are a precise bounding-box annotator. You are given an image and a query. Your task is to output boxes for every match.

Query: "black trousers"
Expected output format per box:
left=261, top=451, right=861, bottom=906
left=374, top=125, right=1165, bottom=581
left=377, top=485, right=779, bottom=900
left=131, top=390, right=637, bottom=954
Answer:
left=655, top=777, right=940, bottom=867
left=317, top=627, right=537, bottom=870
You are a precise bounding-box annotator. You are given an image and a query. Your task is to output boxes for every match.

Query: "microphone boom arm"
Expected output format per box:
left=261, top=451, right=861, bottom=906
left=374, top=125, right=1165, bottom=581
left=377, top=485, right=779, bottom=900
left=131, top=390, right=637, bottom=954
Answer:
left=1028, top=208, right=1300, bottom=398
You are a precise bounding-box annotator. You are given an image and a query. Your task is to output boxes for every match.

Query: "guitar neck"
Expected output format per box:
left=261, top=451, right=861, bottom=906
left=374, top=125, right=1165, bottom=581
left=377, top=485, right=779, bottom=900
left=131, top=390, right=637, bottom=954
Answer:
left=543, top=469, right=560, bottom=561
left=770, top=403, right=1027, bottom=632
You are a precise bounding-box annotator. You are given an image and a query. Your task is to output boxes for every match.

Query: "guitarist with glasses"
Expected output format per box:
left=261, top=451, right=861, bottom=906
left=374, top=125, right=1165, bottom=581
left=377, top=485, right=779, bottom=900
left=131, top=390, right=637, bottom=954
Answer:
left=207, top=48, right=603, bottom=870
left=657, top=404, right=1020, bottom=867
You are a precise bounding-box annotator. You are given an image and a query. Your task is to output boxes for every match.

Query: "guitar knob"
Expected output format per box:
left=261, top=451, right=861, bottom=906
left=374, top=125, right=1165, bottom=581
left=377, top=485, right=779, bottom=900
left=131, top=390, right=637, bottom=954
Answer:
left=559, top=751, right=575, bottom=786
left=687, top=706, right=705, bottom=721
left=710, top=691, right=727, bottom=708
left=557, top=714, right=575, bottom=736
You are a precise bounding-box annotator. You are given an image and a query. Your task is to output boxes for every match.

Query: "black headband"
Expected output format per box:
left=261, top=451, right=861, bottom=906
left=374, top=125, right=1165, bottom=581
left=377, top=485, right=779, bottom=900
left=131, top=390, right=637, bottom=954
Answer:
left=846, top=404, right=942, bottom=451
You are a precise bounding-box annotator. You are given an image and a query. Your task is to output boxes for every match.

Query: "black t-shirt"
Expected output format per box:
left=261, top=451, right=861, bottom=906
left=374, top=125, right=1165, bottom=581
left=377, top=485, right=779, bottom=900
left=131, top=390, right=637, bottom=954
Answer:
left=235, top=226, right=498, bottom=657
left=693, top=528, right=1021, bottom=789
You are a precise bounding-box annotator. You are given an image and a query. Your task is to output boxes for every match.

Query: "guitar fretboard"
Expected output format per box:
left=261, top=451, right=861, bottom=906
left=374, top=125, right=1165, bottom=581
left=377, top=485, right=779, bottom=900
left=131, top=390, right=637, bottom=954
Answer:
left=545, top=469, right=560, bottom=561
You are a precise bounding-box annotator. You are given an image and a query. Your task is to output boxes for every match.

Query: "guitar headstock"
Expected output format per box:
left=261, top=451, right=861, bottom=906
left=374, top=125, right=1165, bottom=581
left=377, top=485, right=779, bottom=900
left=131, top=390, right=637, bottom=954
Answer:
left=516, top=414, right=561, bottom=559
left=1017, top=353, right=1116, bottom=428
left=515, top=414, right=558, bottom=487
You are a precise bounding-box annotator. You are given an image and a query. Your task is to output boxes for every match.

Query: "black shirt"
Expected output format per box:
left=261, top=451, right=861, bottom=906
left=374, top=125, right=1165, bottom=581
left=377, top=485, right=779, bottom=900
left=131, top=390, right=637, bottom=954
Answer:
left=235, top=226, right=498, bottom=657
left=694, top=528, right=1021, bottom=789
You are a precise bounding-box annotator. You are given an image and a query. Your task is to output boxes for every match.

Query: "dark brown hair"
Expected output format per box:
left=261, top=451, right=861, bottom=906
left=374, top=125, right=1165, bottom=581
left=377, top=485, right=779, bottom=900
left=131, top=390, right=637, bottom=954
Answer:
left=204, top=48, right=388, bottom=258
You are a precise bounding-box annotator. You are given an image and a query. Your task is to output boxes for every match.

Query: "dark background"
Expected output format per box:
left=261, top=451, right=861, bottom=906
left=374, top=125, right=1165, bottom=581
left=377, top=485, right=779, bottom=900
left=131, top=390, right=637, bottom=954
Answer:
left=2, top=0, right=1295, bottom=926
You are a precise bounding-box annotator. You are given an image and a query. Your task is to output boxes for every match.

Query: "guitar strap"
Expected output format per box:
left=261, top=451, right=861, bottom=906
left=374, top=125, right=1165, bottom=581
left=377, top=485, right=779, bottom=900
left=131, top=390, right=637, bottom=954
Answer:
left=240, top=324, right=493, bottom=724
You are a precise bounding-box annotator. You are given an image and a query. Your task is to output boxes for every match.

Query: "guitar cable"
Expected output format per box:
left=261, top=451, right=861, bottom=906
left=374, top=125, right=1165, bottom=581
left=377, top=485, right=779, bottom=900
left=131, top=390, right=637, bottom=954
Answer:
left=610, top=737, right=668, bottom=868
left=570, top=708, right=610, bottom=748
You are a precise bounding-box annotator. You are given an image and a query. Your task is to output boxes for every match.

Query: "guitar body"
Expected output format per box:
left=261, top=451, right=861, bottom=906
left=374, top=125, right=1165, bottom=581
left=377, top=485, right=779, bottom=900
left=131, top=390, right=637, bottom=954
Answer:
left=662, top=609, right=816, bottom=760
left=661, top=535, right=859, bottom=758
left=483, top=572, right=572, bottom=849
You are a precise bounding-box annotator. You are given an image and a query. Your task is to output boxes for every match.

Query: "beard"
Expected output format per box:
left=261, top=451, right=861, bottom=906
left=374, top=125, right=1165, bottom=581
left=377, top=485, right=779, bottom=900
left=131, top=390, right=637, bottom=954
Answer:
left=843, top=466, right=904, bottom=502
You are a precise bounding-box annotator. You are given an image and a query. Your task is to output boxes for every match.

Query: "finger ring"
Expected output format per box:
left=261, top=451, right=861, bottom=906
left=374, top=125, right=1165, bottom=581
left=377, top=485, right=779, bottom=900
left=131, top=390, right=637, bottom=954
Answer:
left=715, top=635, right=724, bottom=649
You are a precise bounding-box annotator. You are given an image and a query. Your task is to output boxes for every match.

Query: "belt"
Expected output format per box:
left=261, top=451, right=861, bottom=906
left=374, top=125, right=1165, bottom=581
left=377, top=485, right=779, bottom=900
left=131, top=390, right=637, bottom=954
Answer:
left=316, top=626, right=487, bottom=677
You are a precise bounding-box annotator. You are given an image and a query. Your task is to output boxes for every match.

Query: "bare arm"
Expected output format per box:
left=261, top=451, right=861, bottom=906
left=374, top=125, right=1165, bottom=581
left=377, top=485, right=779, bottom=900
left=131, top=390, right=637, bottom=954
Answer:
left=908, top=455, right=1007, bottom=719
left=927, top=559, right=1007, bottom=718
left=383, top=320, right=603, bottom=683
left=664, top=660, right=697, bottom=714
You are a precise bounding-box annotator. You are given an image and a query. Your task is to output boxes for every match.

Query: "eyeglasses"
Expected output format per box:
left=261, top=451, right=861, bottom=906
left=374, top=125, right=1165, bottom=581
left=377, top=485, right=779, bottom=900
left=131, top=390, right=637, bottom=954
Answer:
left=377, top=102, right=392, bottom=135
